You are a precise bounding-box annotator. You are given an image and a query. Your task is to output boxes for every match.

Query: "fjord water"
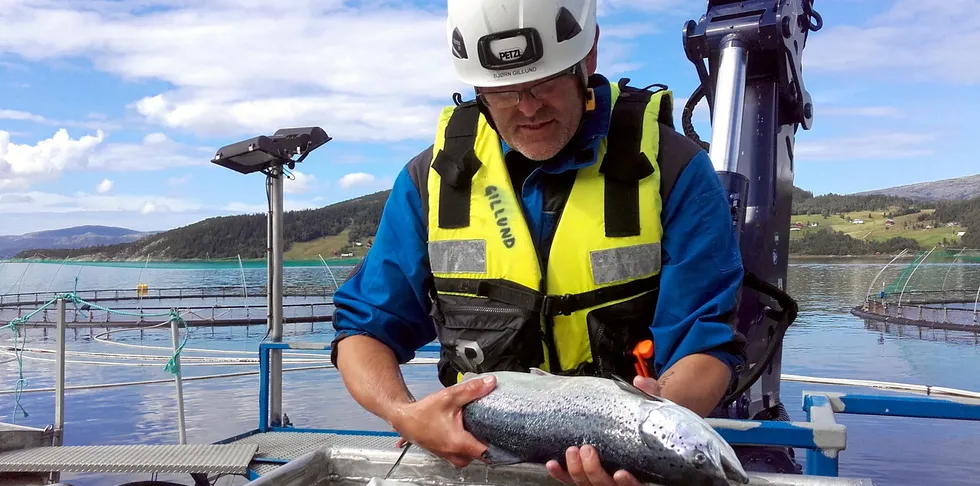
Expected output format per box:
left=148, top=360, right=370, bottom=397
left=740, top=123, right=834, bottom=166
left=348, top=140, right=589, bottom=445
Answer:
left=1, top=260, right=979, bottom=486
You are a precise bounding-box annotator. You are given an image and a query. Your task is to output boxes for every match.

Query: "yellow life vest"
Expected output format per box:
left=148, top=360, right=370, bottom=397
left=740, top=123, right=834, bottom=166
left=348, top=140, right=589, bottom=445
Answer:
left=425, top=80, right=675, bottom=387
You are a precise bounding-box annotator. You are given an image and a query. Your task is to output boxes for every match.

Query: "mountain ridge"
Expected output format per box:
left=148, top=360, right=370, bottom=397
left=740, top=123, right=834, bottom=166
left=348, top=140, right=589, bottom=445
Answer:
left=853, top=173, right=980, bottom=201
left=0, top=225, right=159, bottom=259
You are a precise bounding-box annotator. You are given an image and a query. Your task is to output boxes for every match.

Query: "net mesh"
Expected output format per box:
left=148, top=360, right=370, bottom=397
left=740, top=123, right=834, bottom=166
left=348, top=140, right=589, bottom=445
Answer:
left=4, top=258, right=359, bottom=269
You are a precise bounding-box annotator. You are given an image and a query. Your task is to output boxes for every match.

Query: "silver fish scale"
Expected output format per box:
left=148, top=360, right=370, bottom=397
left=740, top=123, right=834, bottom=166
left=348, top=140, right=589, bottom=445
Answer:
left=462, top=371, right=731, bottom=486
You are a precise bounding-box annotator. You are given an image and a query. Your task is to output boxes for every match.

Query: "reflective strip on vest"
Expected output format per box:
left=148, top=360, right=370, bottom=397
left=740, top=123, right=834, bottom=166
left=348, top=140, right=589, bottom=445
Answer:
left=590, top=243, right=662, bottom=285
left=428, top=240, right=487, bottom=274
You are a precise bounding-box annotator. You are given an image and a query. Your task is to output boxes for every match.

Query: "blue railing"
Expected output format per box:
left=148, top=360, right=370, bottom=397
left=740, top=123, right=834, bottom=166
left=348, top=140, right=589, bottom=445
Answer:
left=255, top=341, right=980, bottom=478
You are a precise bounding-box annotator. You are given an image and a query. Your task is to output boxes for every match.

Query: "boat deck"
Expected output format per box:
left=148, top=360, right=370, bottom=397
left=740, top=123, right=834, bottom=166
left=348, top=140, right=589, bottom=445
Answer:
left=0, top=443, right=257, bottom=476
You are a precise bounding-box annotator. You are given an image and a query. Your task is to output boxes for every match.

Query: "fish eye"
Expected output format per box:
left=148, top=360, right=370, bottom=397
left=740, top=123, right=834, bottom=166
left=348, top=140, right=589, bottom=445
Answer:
left=692, top=452, right=707, bottom=465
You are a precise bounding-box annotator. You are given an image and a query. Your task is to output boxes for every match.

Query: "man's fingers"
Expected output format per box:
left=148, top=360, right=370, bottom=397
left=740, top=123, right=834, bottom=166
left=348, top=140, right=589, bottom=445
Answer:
left=633, top=375, right=661, bottom=396
left=448, top=375, right=497, bottom=408
left=612, top=470, right=642, bottom=486
left=565, top=446, right=590, bottom=486
left=580, top=445, right=615, bottom=486
left=546, top=460, right=574, bottom=484
left=455, top=435, right=489, bottom=460
left=445, top=453, right=475, bottom=469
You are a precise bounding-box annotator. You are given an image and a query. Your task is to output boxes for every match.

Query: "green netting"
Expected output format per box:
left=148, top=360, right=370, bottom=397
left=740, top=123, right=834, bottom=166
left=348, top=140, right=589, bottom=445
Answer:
left=2, top=276, right=190, bottom=420
left=879, top=248, right=980, bottom=298
left=0, top=258, right=360, bottom=269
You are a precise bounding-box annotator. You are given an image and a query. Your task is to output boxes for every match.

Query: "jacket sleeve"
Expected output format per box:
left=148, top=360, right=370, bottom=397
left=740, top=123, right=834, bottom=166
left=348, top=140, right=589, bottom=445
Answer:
left=651, top=149, right=747, bottom=382
left=329, top=158, right=437, bottom=366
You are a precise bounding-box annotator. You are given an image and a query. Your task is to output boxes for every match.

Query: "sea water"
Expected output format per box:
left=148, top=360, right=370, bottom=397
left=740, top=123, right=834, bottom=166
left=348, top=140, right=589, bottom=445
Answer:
left=0, top=259, right=978, bottom=486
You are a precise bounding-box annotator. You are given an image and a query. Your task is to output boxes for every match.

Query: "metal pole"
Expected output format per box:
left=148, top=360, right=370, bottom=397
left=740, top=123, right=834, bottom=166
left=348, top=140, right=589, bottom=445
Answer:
left=899, top=246, right=935, bottom=308
left=171, top=319, right=187, bottom=445
left=865, top=248, right=909, bottom=305
left=51, top=298, right=66, bottom=483
left=708, top=37, right=747, bottom=173
left=270, top=166, right=284, bottom=427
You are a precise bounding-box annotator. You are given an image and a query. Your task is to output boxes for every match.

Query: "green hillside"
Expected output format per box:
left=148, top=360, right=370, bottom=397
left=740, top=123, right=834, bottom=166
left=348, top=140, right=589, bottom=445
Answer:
left=15, top=190, right=390, bottom=261
left=789, top=210, right=962, bottom=247
left=788, top=188, right=980, bottom=255
left=13, top=184, right=980, bottom=261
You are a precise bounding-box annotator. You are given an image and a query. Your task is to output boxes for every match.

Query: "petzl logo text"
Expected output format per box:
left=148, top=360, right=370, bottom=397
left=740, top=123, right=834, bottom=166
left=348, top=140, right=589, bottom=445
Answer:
left=498, top=48, right=522, bottom=61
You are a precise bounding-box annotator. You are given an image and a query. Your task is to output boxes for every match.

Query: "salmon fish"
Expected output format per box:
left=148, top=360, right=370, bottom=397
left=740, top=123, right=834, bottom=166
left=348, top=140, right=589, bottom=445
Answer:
left=460, top=368, right=750, bottom=486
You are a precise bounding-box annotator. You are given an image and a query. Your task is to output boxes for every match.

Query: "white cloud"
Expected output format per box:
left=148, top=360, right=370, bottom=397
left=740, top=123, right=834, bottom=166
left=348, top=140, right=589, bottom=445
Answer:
left=338, top=172, right=375, bottom=190
left=0, top=1, right=666, bottom=142
left=0, top=107, right=119, bottom=130
left=0, top=128, right=212, bottom=189
left=0, top=190, right=204, bottom=215
left=598, top=0, right=686, bottom=15
left=600, top=23, right=659, bottom=39
left=795, top=131, right=937, bottom=161
left=96, top=178, right=113, bottom=193
left=0, top=128, right=105, bottom=188
left=284, top=170, right=316, bottom=194
left=805, top=0, right=980, bottom=84
left=0, top=108, right=45, bottom=123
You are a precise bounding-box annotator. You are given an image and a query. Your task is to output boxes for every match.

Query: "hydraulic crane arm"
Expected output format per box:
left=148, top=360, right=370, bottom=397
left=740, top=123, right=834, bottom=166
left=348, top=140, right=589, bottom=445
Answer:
left=681, top=0, right=823, bottom=422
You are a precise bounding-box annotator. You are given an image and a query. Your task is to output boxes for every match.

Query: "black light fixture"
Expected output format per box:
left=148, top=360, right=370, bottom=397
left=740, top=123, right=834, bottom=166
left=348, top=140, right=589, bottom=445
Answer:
left=210, top=127, right=331, bottom=174
left=208, top=125, right=330, bottom=429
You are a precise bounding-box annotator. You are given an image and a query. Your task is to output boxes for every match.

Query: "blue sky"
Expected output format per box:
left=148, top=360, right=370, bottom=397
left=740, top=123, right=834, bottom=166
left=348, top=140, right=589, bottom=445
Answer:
left=0, top=0, right=976, bottom=235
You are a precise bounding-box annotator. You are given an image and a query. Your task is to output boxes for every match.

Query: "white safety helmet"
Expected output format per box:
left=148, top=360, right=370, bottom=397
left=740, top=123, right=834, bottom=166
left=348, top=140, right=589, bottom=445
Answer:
left=446, top=0, right=597, bottom=88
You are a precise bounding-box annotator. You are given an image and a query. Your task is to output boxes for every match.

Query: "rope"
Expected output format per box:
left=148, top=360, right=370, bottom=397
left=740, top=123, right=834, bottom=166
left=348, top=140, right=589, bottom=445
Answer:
left=2, top=288, right=192, bottom=418
left=0, top=346, right=333, bottom=365
left=0, top=358, right=440, bottom=396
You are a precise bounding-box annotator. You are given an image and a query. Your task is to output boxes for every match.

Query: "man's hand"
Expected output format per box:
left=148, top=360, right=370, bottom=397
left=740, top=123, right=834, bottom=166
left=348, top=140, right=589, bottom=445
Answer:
left=389, top=375, right=497, bottom=468
left=545, top=376, right=660, bottom=485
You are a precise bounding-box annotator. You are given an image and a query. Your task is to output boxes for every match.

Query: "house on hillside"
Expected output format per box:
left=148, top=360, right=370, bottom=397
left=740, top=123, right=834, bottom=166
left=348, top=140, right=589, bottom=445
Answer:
left=853, top=219, right=865, bottom=224
left=885, top=218, right=895, bottom=227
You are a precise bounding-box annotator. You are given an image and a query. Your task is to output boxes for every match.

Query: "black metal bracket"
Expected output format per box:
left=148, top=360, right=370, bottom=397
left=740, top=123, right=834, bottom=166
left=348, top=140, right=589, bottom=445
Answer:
left=683, top=0, right=822, bottom=131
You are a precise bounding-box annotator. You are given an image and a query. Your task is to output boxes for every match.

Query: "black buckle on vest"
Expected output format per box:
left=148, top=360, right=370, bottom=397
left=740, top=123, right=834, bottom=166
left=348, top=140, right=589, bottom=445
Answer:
left=542, top=293, right=575, bottom=316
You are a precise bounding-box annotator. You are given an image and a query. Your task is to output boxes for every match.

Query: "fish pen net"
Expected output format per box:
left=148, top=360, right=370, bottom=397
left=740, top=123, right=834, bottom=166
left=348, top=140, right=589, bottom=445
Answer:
left=854, top=247, right=980, bottom=331
left=0, top=256, right=355, bottom=420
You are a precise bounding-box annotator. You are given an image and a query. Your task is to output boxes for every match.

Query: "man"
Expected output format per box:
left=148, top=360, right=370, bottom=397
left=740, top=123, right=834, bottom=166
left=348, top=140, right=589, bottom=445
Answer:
left=330, top=0, right=747, bottom=484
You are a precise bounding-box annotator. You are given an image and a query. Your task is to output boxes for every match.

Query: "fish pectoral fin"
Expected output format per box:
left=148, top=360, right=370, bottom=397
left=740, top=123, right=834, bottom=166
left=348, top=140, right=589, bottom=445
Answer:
left=721, top=452, right=751, bottom=484
left=528, top=367, right=553, bottom=376
left=482, top=445, right=523, bottom=467
left=610, top=374, right=663, bottom=402
left=461, top=372, right=480, bottom=382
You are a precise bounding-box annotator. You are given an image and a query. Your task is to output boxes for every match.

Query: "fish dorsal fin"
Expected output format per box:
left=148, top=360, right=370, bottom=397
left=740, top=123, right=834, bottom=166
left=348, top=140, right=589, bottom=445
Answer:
left=611, top=374, right=663, bottom=402
left=528, top=367, right=553, bottom=376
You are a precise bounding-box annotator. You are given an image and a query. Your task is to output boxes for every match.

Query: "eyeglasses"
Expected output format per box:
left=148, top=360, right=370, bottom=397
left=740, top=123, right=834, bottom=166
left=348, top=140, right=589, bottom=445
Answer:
left=477, top=66, right=579, bottom=108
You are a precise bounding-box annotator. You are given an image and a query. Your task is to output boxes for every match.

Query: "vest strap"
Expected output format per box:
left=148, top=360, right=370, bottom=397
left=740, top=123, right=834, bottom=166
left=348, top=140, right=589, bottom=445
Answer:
left=600, top=82, right=659, bottom=238
left=433, top=274, right=660, bottom=317
left=433, top=102, right=482, bottom=229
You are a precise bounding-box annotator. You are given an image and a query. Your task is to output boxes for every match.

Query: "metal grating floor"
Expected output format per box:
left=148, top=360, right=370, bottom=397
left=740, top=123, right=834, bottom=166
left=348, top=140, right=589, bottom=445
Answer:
left=0, top=443, right=258, bottom=474
left=230, top=431, right=396, bottom=461
left=226, top=431, right=399, bottom=476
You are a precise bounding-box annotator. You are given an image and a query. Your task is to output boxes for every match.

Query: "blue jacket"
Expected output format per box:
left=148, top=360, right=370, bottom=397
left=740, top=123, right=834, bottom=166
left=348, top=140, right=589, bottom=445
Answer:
left=330, top=74, right=747, bottom=383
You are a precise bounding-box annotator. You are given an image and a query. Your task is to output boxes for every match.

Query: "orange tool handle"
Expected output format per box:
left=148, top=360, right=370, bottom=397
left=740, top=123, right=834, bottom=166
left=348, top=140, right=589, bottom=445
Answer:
left=632, top=339, right=654, bottom=378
